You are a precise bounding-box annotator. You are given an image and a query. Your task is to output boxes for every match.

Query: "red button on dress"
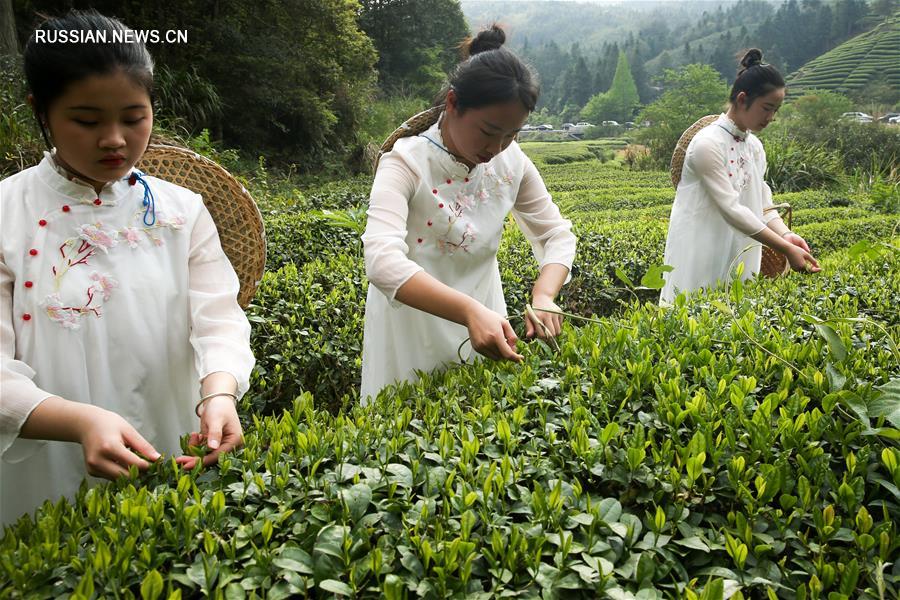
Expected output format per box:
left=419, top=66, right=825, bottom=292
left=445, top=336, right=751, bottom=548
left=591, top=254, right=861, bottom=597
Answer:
left=446, top=179, right=451, bottom=184
left=29, top=249, right=38, bottom=256
left=93, top=198, right=102, bottom=205
left=38, top=219, right=47, bottom=227
left=22, top=314, right=31, bottom=321
left=24, top=281, right=33, bottom=288
left=62, top=205, right=70, bottom=212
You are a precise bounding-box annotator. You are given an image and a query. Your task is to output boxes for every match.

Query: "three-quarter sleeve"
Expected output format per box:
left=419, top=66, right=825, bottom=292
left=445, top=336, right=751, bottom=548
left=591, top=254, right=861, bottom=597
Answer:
left=757, top=143, right=784, bottom=228
left=690, top=136, right=767, bottom=236
left=0, top=251, right=53, bottom=458
left=511, top=157, right=577, bottom=276
left=188, top=203, right=254, bottom=398
left=362, top=153, right=425, bottom=304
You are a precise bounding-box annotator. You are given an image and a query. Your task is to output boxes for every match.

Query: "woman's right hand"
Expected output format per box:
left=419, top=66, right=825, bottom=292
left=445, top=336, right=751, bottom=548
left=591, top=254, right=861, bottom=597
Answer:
left=465, top=304, right=524, bottom=362
left=784, top=244, right=821, bottom=273
left=76, top=405, right=161, bottom=480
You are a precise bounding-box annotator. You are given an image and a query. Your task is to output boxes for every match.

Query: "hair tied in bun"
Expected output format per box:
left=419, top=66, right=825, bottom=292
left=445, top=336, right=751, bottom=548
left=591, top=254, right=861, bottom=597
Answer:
left=740, top=48, right=764, bottom=70
left=463, top=24, right=505, bottom=59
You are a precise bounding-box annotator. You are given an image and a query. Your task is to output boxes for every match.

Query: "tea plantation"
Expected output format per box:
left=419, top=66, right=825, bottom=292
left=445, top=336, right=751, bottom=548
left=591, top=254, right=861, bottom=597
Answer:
left=1, top=144, right=898, bottom=599
left=787, top=12, right=900, bottom=97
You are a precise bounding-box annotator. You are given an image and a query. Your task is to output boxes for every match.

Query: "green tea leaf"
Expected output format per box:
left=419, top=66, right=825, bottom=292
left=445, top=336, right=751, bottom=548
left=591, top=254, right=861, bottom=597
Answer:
left=640, top=264, right=674, bottom=290
left=339, top=483, right=372, bottom=522
left=141, top=569, right=164, bottom=600
left=319, top=579, right=353, bottom=596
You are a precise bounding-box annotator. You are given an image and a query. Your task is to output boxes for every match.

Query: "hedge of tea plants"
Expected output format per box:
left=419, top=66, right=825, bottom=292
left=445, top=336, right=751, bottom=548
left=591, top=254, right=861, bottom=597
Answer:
left=2, top=244, right=898, bottom=599
left=1, top=142, right=898, bottom=598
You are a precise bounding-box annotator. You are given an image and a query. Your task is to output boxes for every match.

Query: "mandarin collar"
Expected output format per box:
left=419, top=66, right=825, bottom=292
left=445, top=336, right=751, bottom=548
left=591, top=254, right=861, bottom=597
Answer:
left=716, top=114, right=749, bottom=141
left=419, top=114, right=481, bottom=179
left=36, top=150, right=134, bottom=204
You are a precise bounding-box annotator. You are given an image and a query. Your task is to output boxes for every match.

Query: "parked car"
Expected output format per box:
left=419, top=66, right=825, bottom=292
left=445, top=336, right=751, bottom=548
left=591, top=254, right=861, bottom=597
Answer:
left=521, top=124, right=536, bottom=131
left=601, top=120, right=620, bottom=126
left=624, top=121, right=636, bottom=129
left=877, top=112, right=900, bottom=123
left=561, top=122, right=575, bottom=130
left=889, top=115, right=900, bottom=125
left=570, top=122, right=595, bottom=135
left=840, top=111, right=873, bottom=123
left=536, top=124, right=554, bottom=131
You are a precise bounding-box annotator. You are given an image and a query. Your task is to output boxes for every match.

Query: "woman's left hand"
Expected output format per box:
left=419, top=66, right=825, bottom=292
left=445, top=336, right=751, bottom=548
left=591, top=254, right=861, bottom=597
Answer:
left=176, top=396, right=244, bottom=469
left=526, top=295, right=563, bottom=339
left=784, top=232, right=811, bottom=253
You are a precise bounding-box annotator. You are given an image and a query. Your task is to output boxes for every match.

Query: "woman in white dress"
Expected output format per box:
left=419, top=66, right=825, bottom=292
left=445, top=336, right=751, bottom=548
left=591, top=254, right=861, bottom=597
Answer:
left=1, top=11, right=254, bottom=525
left=660, top=49, right=820, bottom=305
left=361, top=26, right=577, bottom=401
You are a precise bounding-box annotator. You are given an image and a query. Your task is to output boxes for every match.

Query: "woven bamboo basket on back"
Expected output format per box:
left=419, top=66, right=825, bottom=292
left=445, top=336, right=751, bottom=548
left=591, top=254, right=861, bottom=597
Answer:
left=373, top=105, right=445, bottom=171
left=670, top=115, right=790, bottom=278
left=137, top=144, right=266, bottom=307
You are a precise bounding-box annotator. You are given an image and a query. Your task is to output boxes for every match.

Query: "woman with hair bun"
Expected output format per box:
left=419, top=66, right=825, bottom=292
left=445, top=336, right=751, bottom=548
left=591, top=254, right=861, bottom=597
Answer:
left=360, top=25, right=577, bottom=401
left=660, top=48, right=820, bottom=304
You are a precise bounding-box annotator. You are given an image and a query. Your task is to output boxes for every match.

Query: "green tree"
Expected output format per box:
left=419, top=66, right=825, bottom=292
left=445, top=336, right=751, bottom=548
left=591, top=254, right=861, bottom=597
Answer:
left=636, top=63, right=728, bottom=166
left=580, top=50, right=639, bottom=123
left=15, top=0, right=378, bottom=169
left=779, top=89, right=853, bottom=128
left=358, top=0, right=468, bottom=98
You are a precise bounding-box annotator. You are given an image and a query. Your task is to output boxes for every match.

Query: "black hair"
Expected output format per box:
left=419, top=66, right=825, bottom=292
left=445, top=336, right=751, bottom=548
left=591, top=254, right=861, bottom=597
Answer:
left=729, top=48, right=784, bottom=107
left=437, top=25, right=539, bottom=113
left=23, top=10, right=155, bottom=148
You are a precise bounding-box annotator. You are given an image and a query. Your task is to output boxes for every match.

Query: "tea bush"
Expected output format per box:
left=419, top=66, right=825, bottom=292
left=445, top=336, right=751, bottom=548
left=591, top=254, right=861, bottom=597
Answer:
left=246, top=255, right=366, bottom=416
left=3, top=247, right=897, bottom=599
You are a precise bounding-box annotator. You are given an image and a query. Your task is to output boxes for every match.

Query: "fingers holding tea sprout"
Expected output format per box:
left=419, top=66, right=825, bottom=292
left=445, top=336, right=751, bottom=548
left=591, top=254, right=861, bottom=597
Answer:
left=526, top=300, right=563, bottom=338
left=466, top=304, right=523, bottom=362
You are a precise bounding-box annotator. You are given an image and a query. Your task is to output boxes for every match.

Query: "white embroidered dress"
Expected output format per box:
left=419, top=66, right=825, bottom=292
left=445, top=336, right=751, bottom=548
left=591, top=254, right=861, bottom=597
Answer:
left=361, top=118, right=577, bottom=401
left=0, top=154, right=254, bottom=525
left=660, top=114, right=780, bottom=304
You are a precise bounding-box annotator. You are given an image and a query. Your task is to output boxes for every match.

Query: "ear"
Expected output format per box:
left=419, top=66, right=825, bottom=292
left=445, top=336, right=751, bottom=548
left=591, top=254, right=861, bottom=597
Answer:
left=735, top=91, right=748, bottom=109
left=445, top=88, right=458, bottom=114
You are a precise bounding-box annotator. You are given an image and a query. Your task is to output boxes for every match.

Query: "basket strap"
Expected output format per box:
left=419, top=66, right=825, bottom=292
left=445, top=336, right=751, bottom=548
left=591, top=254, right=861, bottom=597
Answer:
left=763, top=202, right=792, bottom=229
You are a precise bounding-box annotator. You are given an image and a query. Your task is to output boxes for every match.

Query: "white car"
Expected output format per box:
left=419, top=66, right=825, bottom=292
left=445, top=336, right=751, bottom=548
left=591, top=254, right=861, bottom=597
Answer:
left=841, top=111, right=874, bottom=123
left=601, top=120, right=620, bottom=126
left=889, top=115, right=900, bottom=125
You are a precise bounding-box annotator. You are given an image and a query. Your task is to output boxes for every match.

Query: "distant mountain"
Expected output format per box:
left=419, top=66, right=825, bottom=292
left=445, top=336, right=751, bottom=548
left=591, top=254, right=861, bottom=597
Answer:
left=787, top=13, right=900, bottom=97
left=459, top=0, right=734, bottom=50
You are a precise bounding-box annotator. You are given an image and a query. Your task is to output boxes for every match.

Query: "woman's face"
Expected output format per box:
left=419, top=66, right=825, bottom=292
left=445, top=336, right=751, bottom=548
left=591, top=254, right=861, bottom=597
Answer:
left=40, top=69, right=153, bottom=190
left=442, top=91, right=529, bottom=167
left=734, top=87, right=785, bottom=132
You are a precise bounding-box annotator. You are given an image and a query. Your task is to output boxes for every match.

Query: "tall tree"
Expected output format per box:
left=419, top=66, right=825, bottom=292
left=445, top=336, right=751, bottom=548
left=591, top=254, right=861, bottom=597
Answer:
left=0, top=0, right=16, bottom=55
left=581, top=50, right=640, bottom=123
left=636, top=63, right=728, bottom=165
left=358, top=0, right=468, bottom=97
left=14, top=0, right=378, bottom=168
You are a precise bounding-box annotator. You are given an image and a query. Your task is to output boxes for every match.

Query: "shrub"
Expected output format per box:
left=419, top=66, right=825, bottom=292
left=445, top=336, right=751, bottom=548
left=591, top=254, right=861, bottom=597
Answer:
left=762, top=133, right=843, bottom=192
left=3, top=247, right=898, bottom=599
left=246, top=255, right=366, bottom=415
left=0, top=55, right=42, bottom=178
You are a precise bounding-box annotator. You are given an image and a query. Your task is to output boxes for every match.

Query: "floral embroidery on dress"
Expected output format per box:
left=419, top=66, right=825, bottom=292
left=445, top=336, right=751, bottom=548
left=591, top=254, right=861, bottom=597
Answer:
left=122, top=227, right=141, bottom=248
left=76, top=223, right=119, bottom=253
left=40, top=269, right=118, bottom=330
left=42, top=210, right=186, bottom=329
left=426, top=165, right=514, bottom=255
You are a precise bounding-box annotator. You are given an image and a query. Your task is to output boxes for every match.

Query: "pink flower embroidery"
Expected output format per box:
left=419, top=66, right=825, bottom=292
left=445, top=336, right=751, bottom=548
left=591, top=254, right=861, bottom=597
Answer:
left=165, top=215, right=186, bottom=229
left=455, top=192, right=475, bottom=211
left=476, top=189, right=490, bottom=203
left=77, top=223, right=118, bottom=253
left=122, top=227, right=141, bottom=248
left=89, top=272, right=118, bottom=301
left=41, top=294, right=81, bottom=330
